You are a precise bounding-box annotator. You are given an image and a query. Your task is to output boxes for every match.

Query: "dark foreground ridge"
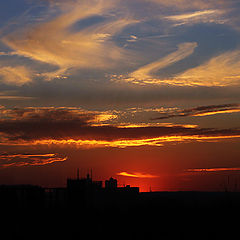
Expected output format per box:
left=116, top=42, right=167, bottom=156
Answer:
left=1, top=174, right=240, bottom=240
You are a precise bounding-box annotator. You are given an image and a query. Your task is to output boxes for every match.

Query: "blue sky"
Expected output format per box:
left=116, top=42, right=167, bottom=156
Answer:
left=0, top=0, right=240, bottom=107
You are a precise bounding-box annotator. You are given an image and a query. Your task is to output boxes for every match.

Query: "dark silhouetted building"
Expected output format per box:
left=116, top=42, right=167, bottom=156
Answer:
left=105, top=177, right=117, bottom=190
left=67, top=172, right=103, bottom=208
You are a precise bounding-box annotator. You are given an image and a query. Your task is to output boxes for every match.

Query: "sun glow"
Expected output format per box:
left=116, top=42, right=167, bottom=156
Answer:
left=117, top=171, right=158, bottom=178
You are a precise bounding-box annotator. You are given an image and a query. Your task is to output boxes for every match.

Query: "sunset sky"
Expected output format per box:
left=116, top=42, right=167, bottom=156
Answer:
left=0, top=0, right=240, bottom=191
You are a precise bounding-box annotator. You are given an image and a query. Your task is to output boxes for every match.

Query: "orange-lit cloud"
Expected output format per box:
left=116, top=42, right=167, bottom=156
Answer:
left=147, top=0, right=227, bottom=10
left=175, top=49, right=240, bottom=86
left=116, top=123, right=198, bottom=129
left=186, top=167, right=240, bottom=173
left=0, top=153, right=67, bottom=168
left=0, top=106, right=240, bottom=148
left=30, top=138, right=164, bottom=148
left=164, top=9, right=225, bottom=26
left=0, top=65, right=32, bottom=86
left=152, top=103, right=240, bottom=120
left=117, top=171, right=158, bottom=178
left=0, top=106, right=117, bottom=123
left=192, top=109, right=240, bottom=116
left=121, top=42, right=197, bottom=84
left=2, top=0, right=136, bottom=81
left=29, top=134, right=240, bottom=148
left=165, top=10, right=219, bottom=21
left=113, top=48, right=240, bottom=87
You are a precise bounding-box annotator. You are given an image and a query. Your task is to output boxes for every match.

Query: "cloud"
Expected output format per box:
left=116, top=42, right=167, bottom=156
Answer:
left=114, top=48, right=240, bottom=87
left=0, top=106, right=117, bottom=123
left=186, top=167, right=240, bottom=173
left=31, top=134, right=240, bottom=148
left=113, top=42, right=197, bottom=85
left=130, top=42, right=197, bottom=80
left=175, top=50, right=240, bottom=86
left=117, top=171, right=158, bottom=178
left=147, top=0, right=229, bottom=10
left=0, top=153, right=67, bottom=168
left=165, top=10, right=219, bottom=21
left=0, top=91, right=34, bottom=100
left=164, top=9, right=226, bottom=26
left=2, top=0, right=136, bottom=80
left=0, top=66, right=32, bottom=86
left=152, top=103, right=240, bottom=120
left=1, top=0, right=238, bottom=88
left=0, top=106, right=240, bottom=148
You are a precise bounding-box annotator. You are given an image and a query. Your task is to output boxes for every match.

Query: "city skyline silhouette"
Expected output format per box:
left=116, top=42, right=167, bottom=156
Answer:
left=1, top=0, right=240, bottom=238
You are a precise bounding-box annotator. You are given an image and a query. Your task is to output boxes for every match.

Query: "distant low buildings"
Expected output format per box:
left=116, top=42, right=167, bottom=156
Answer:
left=66, top=174, right=139, bottom=208
left=0, top=173, right=139, bottom=209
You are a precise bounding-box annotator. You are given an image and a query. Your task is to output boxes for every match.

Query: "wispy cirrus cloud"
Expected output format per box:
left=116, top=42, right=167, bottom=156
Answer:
left=164, top=9, right=226, bottom=26
left=152, top=103, right=240, bottom=120
left=175, top=49, right=240, bottom=86
left=2, top=0, right=136, bottom=81
left=130, top=42, right=197, bottom=80
left=114, top=48, right=240, bottom=87
left=113, top=42, right=198, bottom=85
left=147, top=0, right=230, bottom=10
left=0, top=153, right=67, bottom=168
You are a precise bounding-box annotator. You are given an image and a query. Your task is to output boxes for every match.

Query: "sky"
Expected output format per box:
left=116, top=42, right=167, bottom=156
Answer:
left=0, top=0, right=240, bottom=191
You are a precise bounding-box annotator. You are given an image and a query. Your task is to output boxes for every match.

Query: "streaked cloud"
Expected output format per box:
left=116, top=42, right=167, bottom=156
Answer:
left=114, top=48, right=240, bottom=87
left=29, top=134, right=240, bottom=148
left=0, top=91, right=34, bottom=100
left=165, top=10, right=219, bottom=21
left=2, top=0, right=136, bottom=80
left=152, top=103, right=240, bottom=120
left=176, top=49, right=240, bottom=86
left=0, top=153, right=67, bottom=168
left=122, top=42, right=197, bottom=84
left=117, top=171, right=158, bottom=178
left=164, top=9, right=226, bottom=26
left=186, top=167, right=240, bottom=173
left=116, top=123, right=198, bottom=129
left=148, top=0, right=229, bottom=10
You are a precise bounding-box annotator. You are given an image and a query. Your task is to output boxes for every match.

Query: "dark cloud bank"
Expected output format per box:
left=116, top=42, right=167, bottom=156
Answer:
left=0, top=107, right=239, bottom=144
